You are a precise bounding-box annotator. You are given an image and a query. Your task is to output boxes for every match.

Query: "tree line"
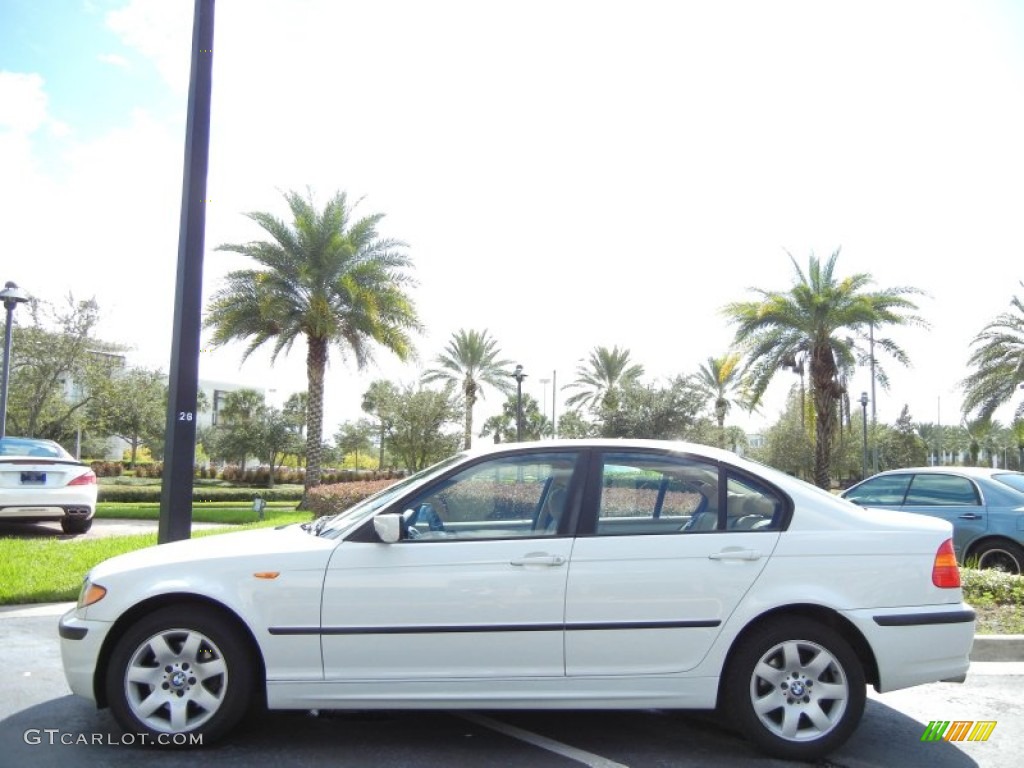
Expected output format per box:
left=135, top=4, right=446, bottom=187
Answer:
left=6, top=190, right=1024, bottom=494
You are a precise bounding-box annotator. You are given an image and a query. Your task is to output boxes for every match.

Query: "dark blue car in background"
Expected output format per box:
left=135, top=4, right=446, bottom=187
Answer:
left=842, top=466, right=1024, bottom=574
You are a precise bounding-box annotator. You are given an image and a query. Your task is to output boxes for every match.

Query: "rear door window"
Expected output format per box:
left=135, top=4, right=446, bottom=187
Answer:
left=904, top=474, right=980, bottom=506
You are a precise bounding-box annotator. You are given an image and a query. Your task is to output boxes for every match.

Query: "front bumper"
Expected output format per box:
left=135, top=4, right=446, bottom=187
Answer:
left=59, top=608, right=113, bottom=704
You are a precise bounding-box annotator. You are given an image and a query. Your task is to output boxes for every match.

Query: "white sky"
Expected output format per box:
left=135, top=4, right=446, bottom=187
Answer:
left=2, top=0, right=1024, bottom=437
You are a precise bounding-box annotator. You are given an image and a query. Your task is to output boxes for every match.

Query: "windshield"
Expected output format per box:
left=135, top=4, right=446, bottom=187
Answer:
left=315, top=453, right=467, bottom=538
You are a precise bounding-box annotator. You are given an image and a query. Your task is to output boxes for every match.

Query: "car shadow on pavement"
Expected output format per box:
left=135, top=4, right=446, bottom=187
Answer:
left=0, top=696, right=980, bottom=768
left=0, top=521, right=76, bottom=540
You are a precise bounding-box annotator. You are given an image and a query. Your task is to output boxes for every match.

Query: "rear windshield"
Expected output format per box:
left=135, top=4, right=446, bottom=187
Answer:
left=0, top=437, right=72, bottom=459
left=993, top=473, right=1024, bottom=494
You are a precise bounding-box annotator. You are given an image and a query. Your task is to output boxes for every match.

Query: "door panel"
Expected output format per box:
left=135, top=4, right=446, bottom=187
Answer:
left=565, top=531, right=777, bottom=675
left=564, top=451, right=781, bottom=676
left=902, top=474, right=987, bottom=559
left=321, top=450, right=583, bottom=680
left=321, top=538, right=574, bottom=679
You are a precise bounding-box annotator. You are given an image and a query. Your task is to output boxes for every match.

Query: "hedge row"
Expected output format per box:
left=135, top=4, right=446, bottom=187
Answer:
left=98, top=487, right=304, bottom=503
left=91, top=461, right=406, bottom=486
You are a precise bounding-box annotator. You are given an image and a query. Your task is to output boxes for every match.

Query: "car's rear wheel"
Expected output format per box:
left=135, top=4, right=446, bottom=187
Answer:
left=973, top=540, right=1024, bottom=574
left=106, top=605, right=254, bottom=745
left=61, top=517, right=92, bottom=535
left=723, top=617, right=866, bottom=761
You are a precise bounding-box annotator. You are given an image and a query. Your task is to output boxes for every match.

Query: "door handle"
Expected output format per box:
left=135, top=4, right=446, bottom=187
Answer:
left=958, top=513, right=983, bottom=520
left=510, top=554, right=567, bottom=567
left=709, top=549, right=761, bottom=561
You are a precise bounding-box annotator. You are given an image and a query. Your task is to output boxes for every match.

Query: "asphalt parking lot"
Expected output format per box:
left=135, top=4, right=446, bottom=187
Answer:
left=2, top=602, right=1023, bottom=768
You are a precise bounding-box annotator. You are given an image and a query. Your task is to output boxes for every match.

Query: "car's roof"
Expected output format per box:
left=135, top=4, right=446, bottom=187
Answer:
left=462, top=438, right=744, bottom=463
left=868, top=466, right=1023, bottom=478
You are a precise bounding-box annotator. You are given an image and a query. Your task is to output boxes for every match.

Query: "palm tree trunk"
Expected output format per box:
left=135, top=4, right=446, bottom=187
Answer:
left=463, top=380, right=477, bottom=450
left=811, top=349, right=838, bottom=489
left=715, top=398, right=727, bottom=448
left=301, top=335, right=328, bottom=507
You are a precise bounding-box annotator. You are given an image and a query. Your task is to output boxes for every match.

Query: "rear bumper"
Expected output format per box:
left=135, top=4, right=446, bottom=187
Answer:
left=0, top=505, right=95, bottom=521
left=0, top=489, right=95, bottom=520
left=844, top=603, right=975, bottom=692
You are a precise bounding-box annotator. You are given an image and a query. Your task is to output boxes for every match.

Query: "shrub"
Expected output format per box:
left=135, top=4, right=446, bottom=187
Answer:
left=961, top=568, right=1024, bottom=606
left=90, top=461, right=123, bottom=478
left=306, top=479, right=398, bottom=518
left=274, top=468, right=303, bottom=485
left=133, top=463, right=163, bottom=479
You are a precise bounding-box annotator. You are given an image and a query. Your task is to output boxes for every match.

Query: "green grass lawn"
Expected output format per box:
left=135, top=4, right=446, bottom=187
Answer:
left=97, top=501, right=301, bottom=525
left=0, top=512, right=309, bottom=605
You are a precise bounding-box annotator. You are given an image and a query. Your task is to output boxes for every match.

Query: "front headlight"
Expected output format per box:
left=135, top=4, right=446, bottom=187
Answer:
left=77, top=578, right=107, bottom=608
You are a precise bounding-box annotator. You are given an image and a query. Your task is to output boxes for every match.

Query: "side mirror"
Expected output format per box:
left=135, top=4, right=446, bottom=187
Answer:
left=374, top=514, right=403, bottom=543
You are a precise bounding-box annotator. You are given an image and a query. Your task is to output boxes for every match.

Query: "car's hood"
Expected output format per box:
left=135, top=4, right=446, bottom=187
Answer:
left=88, top=524, right=336, bottom=581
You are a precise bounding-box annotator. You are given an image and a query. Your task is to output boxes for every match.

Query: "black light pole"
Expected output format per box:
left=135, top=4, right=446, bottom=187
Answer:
left=0, top=281, right=29, bottom=438
left=158, top=0, right=216, bottom=544
left=860, top=392, right=869, bottom=479
left=511, top=364, right=527, bottom=442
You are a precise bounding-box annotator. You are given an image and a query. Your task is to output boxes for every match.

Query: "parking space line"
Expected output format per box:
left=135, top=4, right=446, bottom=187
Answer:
left=459, top=713, right=630, bottom=768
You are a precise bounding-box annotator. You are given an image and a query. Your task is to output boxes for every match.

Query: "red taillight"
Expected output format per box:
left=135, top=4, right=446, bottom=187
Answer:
left=932, top=539, right=961, bottom=588
left=68, top=470, right=97, bottom=486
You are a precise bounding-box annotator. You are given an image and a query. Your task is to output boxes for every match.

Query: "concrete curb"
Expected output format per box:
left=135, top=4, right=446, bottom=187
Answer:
left=971, top=634, right=1024, bottom=662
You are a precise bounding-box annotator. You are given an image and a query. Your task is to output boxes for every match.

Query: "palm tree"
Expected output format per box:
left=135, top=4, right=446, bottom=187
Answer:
left=962, top=287, right=1024, bottom=423
left=723, top=250, right=925, bottom=489
left=361, top=379, right=398, bottom=468
left=422, top=329, right=513, bottom=449
left=696, top=353, right=745, bottom=447
left=564, top=345, right=644, bottom=413
left=205, top=189, right=419, bottom=502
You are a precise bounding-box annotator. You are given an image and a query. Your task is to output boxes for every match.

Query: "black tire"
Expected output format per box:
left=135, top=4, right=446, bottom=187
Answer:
left=973, top=540, right=1024, bottom=574
left=106, top=605, right=255, bottom=745
left=722, top=617, right=866, bottom=761
left=61, top=517, right=93, bottom=535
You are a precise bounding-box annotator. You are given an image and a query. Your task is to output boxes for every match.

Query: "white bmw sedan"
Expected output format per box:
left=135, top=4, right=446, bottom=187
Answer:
left=60, top=440, right=974, bottom=760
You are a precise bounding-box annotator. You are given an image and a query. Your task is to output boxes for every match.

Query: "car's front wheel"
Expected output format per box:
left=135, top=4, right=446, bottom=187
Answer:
left=106, top=605, right=254, bottom=744
left=723, top=617, right=866, bottom=761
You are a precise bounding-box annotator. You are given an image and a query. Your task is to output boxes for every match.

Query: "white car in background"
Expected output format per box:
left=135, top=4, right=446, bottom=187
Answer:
left=60, top=439, right=974, bottom=760
left=0, top=436, right=97, bottom=534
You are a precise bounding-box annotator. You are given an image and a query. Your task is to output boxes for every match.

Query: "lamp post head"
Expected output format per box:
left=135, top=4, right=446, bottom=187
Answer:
left=511, top=364, right=526, bottom=383
left=0, top=281, right=29, bottom=310
left=859, top=392, right=869, bottom=408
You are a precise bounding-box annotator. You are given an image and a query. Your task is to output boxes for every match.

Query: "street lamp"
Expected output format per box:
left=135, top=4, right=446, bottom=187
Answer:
left=0, top=281, right=29, bottom=438
left=859, top=391, right=870, bottom=480
left=510, top=364, right=527, bottom=442
left=539, top=377, right=550, bottom=437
